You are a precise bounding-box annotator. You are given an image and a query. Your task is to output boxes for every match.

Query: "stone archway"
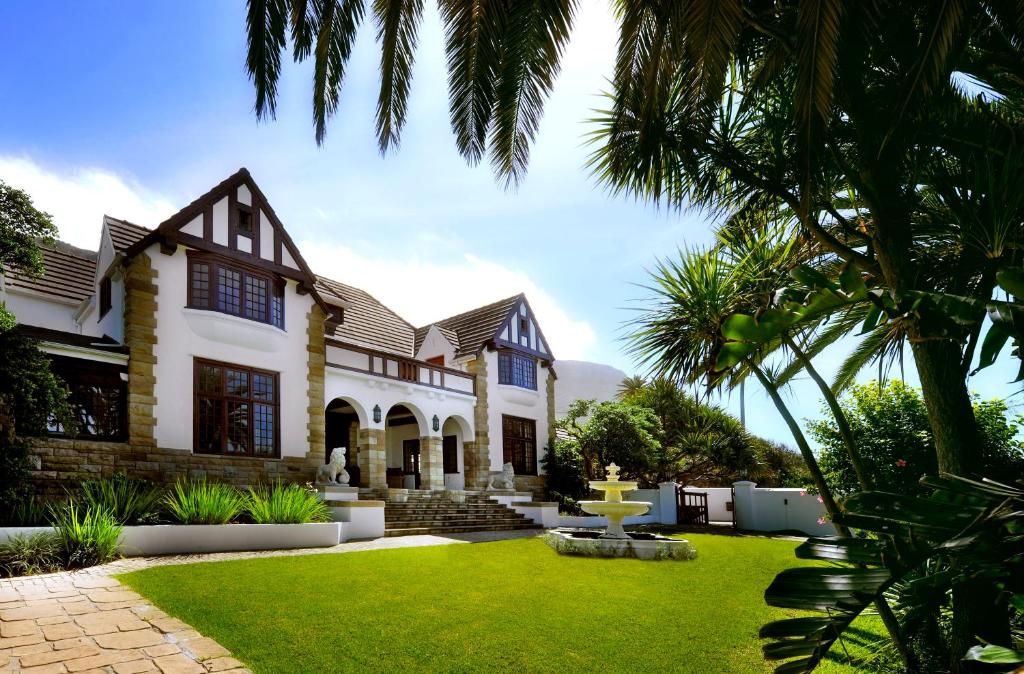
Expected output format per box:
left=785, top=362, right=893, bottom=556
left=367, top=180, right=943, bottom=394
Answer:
left=325, top=397, right=367, bottom=486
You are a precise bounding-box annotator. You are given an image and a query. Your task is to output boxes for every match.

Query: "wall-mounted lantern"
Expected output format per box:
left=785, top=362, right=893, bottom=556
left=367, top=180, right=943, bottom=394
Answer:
left=373, top=404, right=382, bottom=424
left=432, top=414, right=440, bottom=432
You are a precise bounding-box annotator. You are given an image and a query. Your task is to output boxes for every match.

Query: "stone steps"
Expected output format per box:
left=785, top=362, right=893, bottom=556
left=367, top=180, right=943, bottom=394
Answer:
left=378, top=490, right=541, bottom=537
left=384, top=522, right=541, bottom=537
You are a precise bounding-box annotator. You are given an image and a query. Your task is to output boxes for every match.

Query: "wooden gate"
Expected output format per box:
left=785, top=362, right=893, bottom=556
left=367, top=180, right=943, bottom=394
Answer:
left=677, top=489, right=709, bottom=526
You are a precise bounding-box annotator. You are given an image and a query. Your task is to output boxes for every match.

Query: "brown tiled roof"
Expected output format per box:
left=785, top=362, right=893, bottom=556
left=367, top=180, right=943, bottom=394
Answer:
left=316, top=276, right=415, bottom=356
left=4, top=241, right=96, bottom=304
left=423, top=294, right=521, bottom=358
left=105, top=216, right=150, bottom=253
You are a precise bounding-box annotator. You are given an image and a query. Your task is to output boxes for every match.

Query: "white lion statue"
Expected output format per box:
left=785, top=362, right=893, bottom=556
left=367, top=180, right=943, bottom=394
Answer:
left=316, top=447, right=349, bottom=485
left=486, top=462, right=516, bottom=491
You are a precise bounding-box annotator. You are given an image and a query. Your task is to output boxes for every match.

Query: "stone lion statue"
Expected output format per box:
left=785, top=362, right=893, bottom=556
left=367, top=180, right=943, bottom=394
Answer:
left=486, top=462, right=516, bottom=491
left=316, top=447, right=349, bottom=485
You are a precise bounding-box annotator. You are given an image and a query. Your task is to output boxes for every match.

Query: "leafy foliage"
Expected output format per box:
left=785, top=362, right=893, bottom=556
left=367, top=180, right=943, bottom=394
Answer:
left=80, top=474, right=165, bottom=525
left=760, top=474, right=1023, bottom=673
left=810, top=381, right=1024, bottom=499
left=245, top=481, right=330, bottom=524
left=540, top=440, right=588, bottom=514
left=164, top=479, right=245, bottom=525
left=0, top=332, right=76, bottom=437
left=0, top=179, right=58, bottom=331
left=0, top=531, right=63, bottom=578
left=49, top=500, right=123, bottom=569
left=555, top=398, right=662, bottom=484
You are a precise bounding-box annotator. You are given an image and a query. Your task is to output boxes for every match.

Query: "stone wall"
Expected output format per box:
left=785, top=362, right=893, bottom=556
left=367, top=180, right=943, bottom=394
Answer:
left=358, top=428, right=387, bottom=488
left=463, top=355, right=491, bottom=489
left=123, top=253, right=158, bottom=449
left=306, top=304, right=327, bottom=463
left=515, top=474, right=548, bottom=500
left=28, top=438, right=321, bottom=499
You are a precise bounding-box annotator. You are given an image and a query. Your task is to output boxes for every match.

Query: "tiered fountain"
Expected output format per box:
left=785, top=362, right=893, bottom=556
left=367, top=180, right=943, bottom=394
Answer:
left=545, top=463, right=696, bottom=561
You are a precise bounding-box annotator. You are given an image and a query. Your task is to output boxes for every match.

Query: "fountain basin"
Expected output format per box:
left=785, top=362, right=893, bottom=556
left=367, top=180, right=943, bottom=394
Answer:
left=579, top=501, right=650, bottom=518
left=545, top=529, right=697, bottom=561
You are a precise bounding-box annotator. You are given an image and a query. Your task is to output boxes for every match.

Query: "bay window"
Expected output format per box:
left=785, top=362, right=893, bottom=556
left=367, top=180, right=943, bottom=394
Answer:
left=498, top=351, right=537, bottom=390
left=188, top=253, right=284, bottom=329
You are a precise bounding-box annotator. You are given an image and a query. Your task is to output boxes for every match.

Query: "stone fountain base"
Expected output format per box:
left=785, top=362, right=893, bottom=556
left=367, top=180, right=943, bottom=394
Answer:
left=544, top=529, right=697, bottom=561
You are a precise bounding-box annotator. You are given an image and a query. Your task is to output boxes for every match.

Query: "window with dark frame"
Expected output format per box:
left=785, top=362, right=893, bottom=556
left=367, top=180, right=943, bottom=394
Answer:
left=194, top=359, right=279, bottom=458
left=497, top=351, right=537, bottom=390
left=502, top=415, right=536, bottom=475
left=443, top=435, right=458, bottom=473
left=237, top=205, right=253, bottom=238
left=188, top=254, right=284, bottom=329
left=98, top=277, right=112, bottom=319
left=47, top=356, right=126, bottom=440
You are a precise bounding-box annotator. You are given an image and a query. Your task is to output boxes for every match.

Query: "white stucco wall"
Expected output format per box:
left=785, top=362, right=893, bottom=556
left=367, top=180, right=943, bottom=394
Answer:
left=149, top=242, right=316, bottom=457
left=2, top=290, right=80, bottom=334
left=483, top=349, right=552, bottom=475
left=414, top=325, right=457, bottom=366
left=553, top=360, right=627, bottom=418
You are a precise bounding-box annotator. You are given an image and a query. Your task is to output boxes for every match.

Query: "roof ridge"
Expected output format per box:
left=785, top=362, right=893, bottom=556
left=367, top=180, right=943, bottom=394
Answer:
left=419, top=293, right=522, bottom=330
left=104, top=215, right=151, bottom=232
left=42, top=238, right=98, bottom=260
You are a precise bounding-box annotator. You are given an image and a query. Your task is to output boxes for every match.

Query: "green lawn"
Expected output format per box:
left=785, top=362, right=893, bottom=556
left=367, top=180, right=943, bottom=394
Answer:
left=118, top=534, right=890, bottom=673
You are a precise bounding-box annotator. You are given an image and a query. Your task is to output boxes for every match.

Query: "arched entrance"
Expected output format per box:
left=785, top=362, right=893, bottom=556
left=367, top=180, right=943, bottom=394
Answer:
left=384, top=403, right=427, bottom=489
left=441, top=415, right=471, bottom=490
left=325, top=397, right=365, bottom=486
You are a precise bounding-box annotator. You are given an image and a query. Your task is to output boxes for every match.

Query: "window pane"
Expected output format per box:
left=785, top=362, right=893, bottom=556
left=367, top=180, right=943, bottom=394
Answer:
left=191, top=261, right=210, bottom=309
left=502, top=415, right=536, bottom=475
left=253, top=403, right=275, bottom=456
left=226, top=402, right=249, bottom=454
left=226, top=369, right=249, bottom=398
left=271, top=283, right=284, bottom=328
left=253, top=373, right=274, bottom=402
left=498, top=353, right=512, bottom=384
left=197, top=398, right=222, bottom=451
left=238, top=209, right=253, bottom=236
left=198, top=364, right=221, bottom=395
left=245, top=275, right=268, bottom=322
left=218, top=267, right=241, bottom=315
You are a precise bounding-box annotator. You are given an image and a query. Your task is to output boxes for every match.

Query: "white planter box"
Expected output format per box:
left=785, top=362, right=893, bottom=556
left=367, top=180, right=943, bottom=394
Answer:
left=118, top=523, right=342, bottom=556
left=327, top=501, right=385, bottom=541
left=0, top=526, right=55, bottom=544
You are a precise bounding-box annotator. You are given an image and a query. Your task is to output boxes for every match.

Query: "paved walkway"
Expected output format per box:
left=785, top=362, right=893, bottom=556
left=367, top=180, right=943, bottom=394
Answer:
left=1, top=530, right=542, bottom=673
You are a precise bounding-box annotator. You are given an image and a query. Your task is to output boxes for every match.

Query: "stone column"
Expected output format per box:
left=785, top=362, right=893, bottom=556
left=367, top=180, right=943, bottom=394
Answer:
left=358, top=428, right=387, bottom=488
left=306, top=305, right=327, bottom=461
left=419, top=436, right=444, bottom=490
left=464, top=355, right=491, bottom=489
left=124, top=253, right=158, bottom=449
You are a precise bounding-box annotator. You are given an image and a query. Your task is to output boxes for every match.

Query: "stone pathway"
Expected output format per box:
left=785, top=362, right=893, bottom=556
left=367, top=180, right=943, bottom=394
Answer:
left=0, top=530, right=541, bottom=673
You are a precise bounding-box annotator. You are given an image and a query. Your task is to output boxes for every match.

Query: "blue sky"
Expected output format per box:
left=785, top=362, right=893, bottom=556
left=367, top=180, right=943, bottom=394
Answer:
left=1, top=1, right=1019, bottom=446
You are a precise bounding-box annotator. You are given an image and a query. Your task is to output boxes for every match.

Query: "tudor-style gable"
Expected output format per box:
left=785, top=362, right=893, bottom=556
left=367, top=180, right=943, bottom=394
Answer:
left=124, top=168, right=325, bottom=306
left=494, top=294, right=552, bottom=361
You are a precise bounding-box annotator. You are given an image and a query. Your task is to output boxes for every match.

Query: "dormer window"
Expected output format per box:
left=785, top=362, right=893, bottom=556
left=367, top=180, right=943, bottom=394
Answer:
left=188, top=253, right=284, bottom=329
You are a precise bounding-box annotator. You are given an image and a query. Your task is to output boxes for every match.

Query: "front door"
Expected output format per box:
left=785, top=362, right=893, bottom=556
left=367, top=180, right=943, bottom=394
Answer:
left=403, top=439, right=421, bottom=488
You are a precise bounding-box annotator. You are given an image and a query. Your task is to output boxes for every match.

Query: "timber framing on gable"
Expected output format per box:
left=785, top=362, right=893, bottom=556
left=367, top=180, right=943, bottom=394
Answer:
left=493, top=294, right=553, bottom=362
left=122, top=168, right=329, bottom=313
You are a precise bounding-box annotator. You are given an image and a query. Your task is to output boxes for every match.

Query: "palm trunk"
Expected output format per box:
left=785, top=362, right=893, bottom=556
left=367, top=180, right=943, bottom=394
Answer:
left=747, top=362, right=847, bottom=533
left=784, top=337, right=915, bottom=670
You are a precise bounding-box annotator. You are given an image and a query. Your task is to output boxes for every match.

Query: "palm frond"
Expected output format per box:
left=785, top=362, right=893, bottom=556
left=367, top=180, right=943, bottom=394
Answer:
left=373, top=0, right=425, bottom=153
left=311, top=0, right=366, bottom=145
left=775, top=306, right=868, bottom=387
left=831, top=322, right=904, bottom=394
left=246, top=0, right=290, bottom=120
left=488, top=0, right=577, bottom=186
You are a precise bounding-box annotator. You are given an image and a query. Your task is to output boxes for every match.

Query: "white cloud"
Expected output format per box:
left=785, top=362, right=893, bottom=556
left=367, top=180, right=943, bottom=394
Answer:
left=0, top=156, right=177, bottom=250
left=299, top=241, right=597, bottom=360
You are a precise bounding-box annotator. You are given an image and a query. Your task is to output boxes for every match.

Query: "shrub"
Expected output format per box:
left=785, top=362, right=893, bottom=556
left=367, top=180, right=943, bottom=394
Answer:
left=4, top=493, right=49, bottom=526
left=49, top=500, right=122, bottom=568
left=245, top=482, right=330, bottom=524
left=0, top=531, right=62, bottom=577
left=81, top=474, right=163, bottom=525
left=165, top=479, right=244, bottom=525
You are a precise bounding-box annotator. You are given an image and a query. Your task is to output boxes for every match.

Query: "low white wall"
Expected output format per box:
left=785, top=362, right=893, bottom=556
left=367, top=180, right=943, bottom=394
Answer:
left=508, top=503, right=560, bottom=528
left=627, top=489, right=661, bottom=521
left=119, top=523, right=342, bottom=556
left=732, top=481, right=835, bottom=536
left=328, top=501, right=385, bottom=541
left=0, top=527, right=53, bottom=544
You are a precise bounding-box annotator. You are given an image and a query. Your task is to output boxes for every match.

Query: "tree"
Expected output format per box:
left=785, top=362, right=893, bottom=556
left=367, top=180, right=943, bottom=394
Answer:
left=0, top=180, right=58, bottom=330
left=555, top=399, right=662, bottom=484
left=810, top=381, right=1024, bottom=500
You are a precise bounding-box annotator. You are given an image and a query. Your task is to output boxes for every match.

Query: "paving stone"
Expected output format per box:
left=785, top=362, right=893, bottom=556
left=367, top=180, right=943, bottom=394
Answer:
left=166, top=630, right=202, bottom=643
left=0, top=619, right=40, bottom=637
left=0, top=589, right=20, bottom=602
left=153, top=653, right=205, bottom=674
left=0, top=633, right=47, bottom=649
left=94, top=630, right=165, bottom=650
left=148, top=618, right=189, bottom=634
left=11, top=641, right=54, bottom=656
left=37, top=615, right=72, bottom=625
left=63, top=649, right=133, bottom=672
left=88, top=591, right=142, bottom=604
left=43, top=622, right=85, bottom=641
left=19, top=662, right=68, bottom=674
left=117, top=620, right=151, bottom=632
left=143, top=644, right=180, bottom=657
left=180, top=637, right=228, bottom=661
left=20, top=643, right=100, bottom=667
left=0, top=603, right=66, bottom=621
left=64, top=603, right=98, bottom=616
left=52, top=637, right=94, bottom=651
left=71, top=578, right=118, bottom=590
left=203, top=656, right=244, bottom=672
left=114, top=659, right=159, bottom=673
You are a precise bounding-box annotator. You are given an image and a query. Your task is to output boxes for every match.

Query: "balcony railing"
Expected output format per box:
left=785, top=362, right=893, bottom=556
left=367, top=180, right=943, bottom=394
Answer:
left=324, top=339, right=475, bottom=395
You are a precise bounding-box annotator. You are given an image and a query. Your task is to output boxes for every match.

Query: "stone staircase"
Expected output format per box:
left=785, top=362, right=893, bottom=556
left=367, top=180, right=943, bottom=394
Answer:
left=360, top=489, right=542, bottom=537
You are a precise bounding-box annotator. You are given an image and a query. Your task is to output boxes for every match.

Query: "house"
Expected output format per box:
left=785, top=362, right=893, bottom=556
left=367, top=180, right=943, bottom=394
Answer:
left=0, top=169, right=556, bottom=498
